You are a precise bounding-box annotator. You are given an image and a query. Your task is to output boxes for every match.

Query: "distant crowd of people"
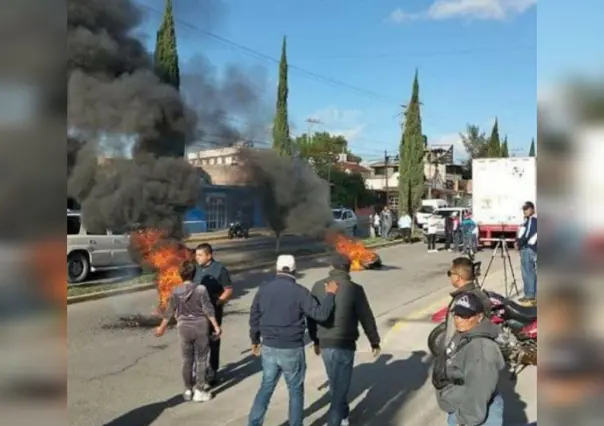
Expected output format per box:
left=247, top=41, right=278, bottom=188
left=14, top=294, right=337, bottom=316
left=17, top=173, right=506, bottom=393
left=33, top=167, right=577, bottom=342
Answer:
left=426, top=210, right=478, bottom=254
left=370, top=206, right=413, bottom=243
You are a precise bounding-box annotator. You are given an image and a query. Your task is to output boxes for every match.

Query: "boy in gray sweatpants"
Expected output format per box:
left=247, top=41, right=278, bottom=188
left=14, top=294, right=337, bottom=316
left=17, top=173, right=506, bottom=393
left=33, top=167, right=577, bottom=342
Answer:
left=155, top=260, right=222, bottom=402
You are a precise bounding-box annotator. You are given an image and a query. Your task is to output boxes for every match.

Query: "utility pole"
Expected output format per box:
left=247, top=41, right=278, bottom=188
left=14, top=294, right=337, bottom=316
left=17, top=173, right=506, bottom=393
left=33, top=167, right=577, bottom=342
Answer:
left=305, top=118, right=322, bottom=143
left=384, top=150, right=389, bottom=208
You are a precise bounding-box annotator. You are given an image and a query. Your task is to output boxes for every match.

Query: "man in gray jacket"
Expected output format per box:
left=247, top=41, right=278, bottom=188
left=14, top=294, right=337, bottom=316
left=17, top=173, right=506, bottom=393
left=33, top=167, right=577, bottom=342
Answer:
left=308, top=254, right=381, bottom=426
left=433, top=292, right=505, bottom=426
left=380, top=206, right=393, bottom=239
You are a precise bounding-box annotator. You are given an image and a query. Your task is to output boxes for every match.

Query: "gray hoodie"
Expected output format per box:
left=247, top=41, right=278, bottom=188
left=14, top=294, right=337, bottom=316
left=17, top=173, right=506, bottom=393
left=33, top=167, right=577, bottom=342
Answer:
left=435, top=319, right=505, bottom=425
left=163, top=281, right=215, bottom=324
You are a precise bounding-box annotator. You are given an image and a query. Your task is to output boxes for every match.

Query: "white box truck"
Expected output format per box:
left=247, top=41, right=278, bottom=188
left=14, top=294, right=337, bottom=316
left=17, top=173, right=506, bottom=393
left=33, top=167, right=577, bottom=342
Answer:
left=472, top=157, right=536, bottom=245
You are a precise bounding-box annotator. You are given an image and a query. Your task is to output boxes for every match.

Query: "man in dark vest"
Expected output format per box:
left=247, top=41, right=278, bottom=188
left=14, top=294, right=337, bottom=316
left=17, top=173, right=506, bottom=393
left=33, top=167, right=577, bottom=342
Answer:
left=194, top=243, right=233, bottom=388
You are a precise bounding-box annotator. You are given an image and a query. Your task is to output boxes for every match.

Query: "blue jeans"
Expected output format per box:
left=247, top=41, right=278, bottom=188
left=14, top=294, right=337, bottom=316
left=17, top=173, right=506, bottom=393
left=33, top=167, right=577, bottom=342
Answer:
left=248, top=346, right=306, bottom=426
left=321, top=348, right=355, bottom=426
left=447, top=394, right=504, bottom=426
left=520, top=248, right=537, bottom=299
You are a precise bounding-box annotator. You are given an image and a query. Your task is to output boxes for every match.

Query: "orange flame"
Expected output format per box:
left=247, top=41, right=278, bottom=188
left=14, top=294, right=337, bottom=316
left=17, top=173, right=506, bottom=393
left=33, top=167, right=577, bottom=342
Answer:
left=326, top=232, right=377, bottom=271
left=130, top=229, right=193, bottom=311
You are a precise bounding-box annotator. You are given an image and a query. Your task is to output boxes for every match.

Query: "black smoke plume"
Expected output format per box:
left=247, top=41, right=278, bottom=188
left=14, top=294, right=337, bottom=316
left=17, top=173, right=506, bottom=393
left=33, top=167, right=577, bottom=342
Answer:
left=239, top=148, right=332, bottom=248
left=66, top=0, right=265, bottom=237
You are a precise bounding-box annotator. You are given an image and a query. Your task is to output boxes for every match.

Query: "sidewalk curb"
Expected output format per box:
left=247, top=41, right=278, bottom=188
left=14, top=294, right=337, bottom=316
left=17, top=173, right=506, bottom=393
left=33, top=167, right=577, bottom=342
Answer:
left=66, top=238, right=408, bottom=305
left=184, top=232, right=263, bottom=244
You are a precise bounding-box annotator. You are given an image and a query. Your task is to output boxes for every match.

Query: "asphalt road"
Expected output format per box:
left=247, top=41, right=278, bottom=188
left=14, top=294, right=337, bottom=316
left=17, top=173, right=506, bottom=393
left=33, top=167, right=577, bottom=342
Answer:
left=67, top=244, right=536, bottom=426
left=77, top=234, right=324, bottom=286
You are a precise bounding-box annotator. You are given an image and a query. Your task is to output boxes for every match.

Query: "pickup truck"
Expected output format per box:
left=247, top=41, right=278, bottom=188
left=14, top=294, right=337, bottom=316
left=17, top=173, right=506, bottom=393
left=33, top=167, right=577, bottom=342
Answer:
left=67, top=210, right=135, bottom=283
left=422, top=207, right=470, bottom=242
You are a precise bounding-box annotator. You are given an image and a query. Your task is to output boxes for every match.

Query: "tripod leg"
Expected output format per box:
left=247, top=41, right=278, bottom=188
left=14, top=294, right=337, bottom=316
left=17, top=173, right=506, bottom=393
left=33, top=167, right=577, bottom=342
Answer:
left=480, top=240, right=500, bottom=288
left=501, top=241, right=510, bottom=298
left=502, top=242, right=521, bottom=297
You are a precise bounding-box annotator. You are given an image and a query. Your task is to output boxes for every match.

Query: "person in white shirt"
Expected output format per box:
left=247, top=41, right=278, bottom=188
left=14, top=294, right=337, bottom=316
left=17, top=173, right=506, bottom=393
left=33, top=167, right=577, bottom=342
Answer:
left=372, top=211, right=381, bottom=237
left=397, top=213, right=412, bottom=243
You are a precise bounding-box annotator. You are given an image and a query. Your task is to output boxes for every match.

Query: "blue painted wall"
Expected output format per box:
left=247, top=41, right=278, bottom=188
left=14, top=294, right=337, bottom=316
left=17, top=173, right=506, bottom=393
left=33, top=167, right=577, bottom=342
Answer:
left=184, top=185, right=265, bottom=235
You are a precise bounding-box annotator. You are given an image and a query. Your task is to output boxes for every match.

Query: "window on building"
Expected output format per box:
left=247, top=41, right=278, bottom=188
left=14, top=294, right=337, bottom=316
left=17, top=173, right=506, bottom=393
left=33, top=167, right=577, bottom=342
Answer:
left=206, top=195, right=227, bottom=230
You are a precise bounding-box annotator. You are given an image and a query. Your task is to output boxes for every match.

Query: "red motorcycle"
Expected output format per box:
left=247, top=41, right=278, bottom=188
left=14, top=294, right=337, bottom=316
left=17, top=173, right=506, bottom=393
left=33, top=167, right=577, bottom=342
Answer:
left=427, top=290, right=537, bottom=379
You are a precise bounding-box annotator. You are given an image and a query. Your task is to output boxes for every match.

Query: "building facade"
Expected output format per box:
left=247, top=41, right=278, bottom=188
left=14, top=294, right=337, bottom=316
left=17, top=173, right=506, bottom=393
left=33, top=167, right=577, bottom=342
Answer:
left=333, top=153, right=372, bottom=178
left=365, top=144, right=469, bottom=209
left=184, top=184, right=265, bottom=234
left=184, top=143, right=264, bottom=233
left=186, top=142, right=253, bottom=186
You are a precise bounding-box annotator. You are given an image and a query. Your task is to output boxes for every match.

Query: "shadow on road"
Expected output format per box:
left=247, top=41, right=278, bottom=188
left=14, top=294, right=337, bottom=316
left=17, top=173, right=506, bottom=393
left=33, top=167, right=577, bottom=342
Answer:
left=101, top=394, right=182, bottom=426
left=213, top=354, right=262, bottom=396
left=303, top=351, right=431, bottom=426
left=499, top=371, right=529, bottom=426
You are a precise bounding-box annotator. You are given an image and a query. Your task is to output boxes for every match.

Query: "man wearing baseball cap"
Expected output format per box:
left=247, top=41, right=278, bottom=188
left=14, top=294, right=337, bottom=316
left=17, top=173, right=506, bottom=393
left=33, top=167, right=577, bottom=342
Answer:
left=516, top=201, right=537, bottom=306
left=247, top=254, right=339, bottom=426
left=433, top=292, right=505, bottom=426
left=307, top=254, right=381, bottom=426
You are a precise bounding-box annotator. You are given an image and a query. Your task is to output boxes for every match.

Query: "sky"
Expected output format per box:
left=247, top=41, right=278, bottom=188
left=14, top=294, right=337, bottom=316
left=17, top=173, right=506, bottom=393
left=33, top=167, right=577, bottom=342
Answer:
left=136, top=0, right=538, bottom=164
left=538, top=0, right=603, bottom=85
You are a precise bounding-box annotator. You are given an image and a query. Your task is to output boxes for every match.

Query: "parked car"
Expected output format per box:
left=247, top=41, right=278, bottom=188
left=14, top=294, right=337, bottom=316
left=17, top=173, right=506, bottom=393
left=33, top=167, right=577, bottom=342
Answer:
left=332, top=208, right=358, bottom=236
left=67, top=210, right=135, bottom=283
left=422, top=207, right=470, bottom=242
left=415, top=199, right=448, bottom=227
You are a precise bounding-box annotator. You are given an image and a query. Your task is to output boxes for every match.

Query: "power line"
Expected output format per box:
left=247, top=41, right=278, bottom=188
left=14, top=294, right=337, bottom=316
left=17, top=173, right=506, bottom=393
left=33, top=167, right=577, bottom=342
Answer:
left=137, top=2, right=400, bottom=105
left=309, top=45, right=536, bottom=60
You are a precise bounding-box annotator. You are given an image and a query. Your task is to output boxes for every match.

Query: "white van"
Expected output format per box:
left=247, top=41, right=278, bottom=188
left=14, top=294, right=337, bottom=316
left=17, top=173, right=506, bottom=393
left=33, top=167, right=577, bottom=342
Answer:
left=415, top=199, right=448, bottom=227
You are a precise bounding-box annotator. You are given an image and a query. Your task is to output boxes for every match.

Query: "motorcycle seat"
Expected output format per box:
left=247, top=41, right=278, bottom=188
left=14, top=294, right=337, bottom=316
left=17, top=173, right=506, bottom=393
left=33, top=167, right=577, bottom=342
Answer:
left=504, top=300, right=537, bottom=322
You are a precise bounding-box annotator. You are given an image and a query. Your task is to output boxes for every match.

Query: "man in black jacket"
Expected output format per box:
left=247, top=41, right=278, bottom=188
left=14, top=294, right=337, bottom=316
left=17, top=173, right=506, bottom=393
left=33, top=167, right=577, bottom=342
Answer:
left=194, top=243, right=233, bottom=387
left=307, top=254, right=381, bottom=426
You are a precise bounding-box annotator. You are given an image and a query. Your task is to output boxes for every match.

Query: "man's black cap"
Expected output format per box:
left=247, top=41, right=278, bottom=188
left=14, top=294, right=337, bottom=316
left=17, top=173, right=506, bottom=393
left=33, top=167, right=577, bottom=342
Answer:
left=331, top=253, right=351, bottom=271
left=451, top=292, right=483, bottom=318
left=542, top=337, right=603, bottom=378
left=522, top=201, right=535, bottom=210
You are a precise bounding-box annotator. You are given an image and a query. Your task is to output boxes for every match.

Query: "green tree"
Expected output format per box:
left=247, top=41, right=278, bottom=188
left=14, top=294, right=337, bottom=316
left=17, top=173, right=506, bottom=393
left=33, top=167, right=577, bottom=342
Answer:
left=459, top=124, right=488, bottom=177
left=295, top=131, right=347, bottom=170
left=154, top=0, right=180, bottom=89
left=318, top=168, right=375, bottom=209
left=295, top=132, right=372, bottom=207
left=501, top=135, right=510, bottom=157
left=272, top=36, right=292, bottom=156
left=398, top=70, right=425, bottom=216
left=529, top=138, right=536, bottom=156
left=487, top=119, right=501, bottom=157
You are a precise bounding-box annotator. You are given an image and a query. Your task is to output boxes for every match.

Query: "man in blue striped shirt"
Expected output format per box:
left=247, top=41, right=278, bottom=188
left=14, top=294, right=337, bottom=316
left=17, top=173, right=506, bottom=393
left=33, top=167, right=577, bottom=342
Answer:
left=516, top=201, right=537, bottom=306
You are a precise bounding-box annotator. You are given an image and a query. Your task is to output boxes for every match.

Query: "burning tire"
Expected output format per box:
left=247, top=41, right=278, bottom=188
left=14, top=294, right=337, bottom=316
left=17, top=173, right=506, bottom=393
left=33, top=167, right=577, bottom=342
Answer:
left=361, top=254, right=382, bottom=270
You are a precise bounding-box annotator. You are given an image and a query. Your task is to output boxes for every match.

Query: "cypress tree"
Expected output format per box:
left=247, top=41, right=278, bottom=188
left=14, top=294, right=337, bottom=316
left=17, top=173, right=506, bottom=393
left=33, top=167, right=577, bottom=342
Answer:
left=487, top=119, right=501, bottom=157
left=529, top=138, right=536, bottom=156
left=501, top=135, right=509, bottom=157
left=154, top=0, right=180, bottom=90
left=398, top=70, right=425, bottom=216
left=272, top=36, right=292, bottom=156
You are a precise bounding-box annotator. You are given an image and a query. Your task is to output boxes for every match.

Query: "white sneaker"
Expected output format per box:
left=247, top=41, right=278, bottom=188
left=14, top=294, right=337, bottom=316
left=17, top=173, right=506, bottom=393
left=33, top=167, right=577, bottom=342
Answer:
left=192, top=389, right=212, bottom=402
left=341, top=418, right=350, bottom=426
left=183, top=389, right=193, bottom=401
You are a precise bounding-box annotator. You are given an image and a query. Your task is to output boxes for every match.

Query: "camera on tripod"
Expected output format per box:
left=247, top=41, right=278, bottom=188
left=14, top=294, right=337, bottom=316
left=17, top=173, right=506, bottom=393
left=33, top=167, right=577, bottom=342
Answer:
left=472, top=261, right=482, bottom=278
